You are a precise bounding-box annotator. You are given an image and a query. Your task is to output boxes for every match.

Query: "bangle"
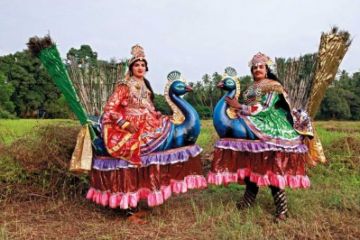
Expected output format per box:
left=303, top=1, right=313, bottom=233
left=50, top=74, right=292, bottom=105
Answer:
left=121, top=121, right=130, bottom=129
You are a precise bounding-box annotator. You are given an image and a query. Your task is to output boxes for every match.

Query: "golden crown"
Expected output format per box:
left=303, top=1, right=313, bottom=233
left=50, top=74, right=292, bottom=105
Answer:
left=129, top=44, right=146, bottom=64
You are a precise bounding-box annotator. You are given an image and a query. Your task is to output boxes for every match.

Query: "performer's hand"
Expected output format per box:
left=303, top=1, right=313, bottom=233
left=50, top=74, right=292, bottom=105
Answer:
left=126, top=124, right=138, bottom=134
left=156, top=111, right=162, bottom=118
left=225, top=97, right=242, bottom=109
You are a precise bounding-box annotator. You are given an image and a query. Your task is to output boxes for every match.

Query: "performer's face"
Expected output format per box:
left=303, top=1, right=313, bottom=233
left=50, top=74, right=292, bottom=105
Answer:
left=251, top=63, right=266, bottom=81
left=131, top=60, right=146, bottom=78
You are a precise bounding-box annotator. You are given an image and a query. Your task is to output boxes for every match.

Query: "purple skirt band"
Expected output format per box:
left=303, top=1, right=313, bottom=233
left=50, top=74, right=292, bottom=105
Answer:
left=92, top=144, right=203, bottom=171
left=215, top=138, right=308, bottom=153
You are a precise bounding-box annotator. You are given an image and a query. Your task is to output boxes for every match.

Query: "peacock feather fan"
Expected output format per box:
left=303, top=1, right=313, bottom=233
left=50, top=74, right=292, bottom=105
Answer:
left=26, top=35, right=98, bottom=143
left=276, top=27, right=351, bottom=116
left=27, top=35, right=88, bottom=125
left=275, top=27, right=352, bottom=166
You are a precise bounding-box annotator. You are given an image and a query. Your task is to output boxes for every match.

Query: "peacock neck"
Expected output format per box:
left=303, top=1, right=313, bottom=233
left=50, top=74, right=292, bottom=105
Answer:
left=220, top=89, right=236, bottom=114
left=213, top=89, right=235, bottom=128
left=169, top=92, right=199, bottom=128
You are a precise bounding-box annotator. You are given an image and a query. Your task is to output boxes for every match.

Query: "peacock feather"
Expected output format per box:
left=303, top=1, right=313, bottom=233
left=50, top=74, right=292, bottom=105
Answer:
left=27, top=36, right=88, bottom=125
left=275, top=27, right=352, bottom=166
left=307, top=27, right=352, bottom=117
left=276, top=27, right=351, bottom=117
left=27, top=35, right=100, bottom=148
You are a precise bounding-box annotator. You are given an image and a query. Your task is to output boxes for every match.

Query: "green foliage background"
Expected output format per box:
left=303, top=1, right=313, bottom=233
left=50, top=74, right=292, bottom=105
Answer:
left=0, top=45, right=359, bottom=120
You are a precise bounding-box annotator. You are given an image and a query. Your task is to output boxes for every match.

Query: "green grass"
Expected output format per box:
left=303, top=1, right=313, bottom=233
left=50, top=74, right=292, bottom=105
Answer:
left=0, top=119, right=77, bottom=145
left=0, top=119, right=360, bottom=239
left=196, top=120, right=217, bottom=153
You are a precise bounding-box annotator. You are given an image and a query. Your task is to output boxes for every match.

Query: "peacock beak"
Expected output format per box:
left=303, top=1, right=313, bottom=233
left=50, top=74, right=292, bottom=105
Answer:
left=217, top=81, right=224, bottom=88
left=185, top=85, right=193, bottom=92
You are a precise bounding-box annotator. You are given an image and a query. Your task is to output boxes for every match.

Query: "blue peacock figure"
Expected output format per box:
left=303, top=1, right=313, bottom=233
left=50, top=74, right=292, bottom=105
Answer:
left=213, top=67, right=255, bottom=139
left=163, top=71, right=201, bottom=148
left=27, top=36, right=206, bottom=210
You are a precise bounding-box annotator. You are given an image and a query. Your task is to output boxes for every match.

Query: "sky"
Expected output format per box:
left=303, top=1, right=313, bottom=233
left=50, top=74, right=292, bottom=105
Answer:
left=0, top=0, right=359, bottom=93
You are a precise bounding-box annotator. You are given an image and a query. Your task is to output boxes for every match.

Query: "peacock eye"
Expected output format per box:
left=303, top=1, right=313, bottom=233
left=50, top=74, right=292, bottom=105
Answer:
left=175, top=84, right=185, bottom=90
left=227, top=80, right=234, bottom=86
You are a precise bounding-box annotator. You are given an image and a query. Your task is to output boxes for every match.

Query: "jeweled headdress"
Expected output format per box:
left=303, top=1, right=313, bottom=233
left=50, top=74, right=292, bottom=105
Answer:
left=248, top=52, right=273, bottom=67
left=129, top=44, right=146, bottom=65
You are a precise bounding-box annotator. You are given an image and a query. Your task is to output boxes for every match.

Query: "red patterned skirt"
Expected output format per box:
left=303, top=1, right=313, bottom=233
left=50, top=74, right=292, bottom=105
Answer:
left=207, top=139, right=310, bottom=189
left=86, top=145, right=207, bottom=209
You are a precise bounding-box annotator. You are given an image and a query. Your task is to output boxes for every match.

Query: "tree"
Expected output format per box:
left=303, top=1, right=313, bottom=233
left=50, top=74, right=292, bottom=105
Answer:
left=0, top=72, right=15, bottom=118
left=184, top=71, right=224, bottom=118
left=66, top=45, right=98, bottom=66
left=0, top=51, right=63, bottom=117
left=153, top=94, right=171, bottom=115
left=317, top=87, right=351, bottom=119
left=317, top=70, right=360, bottom=120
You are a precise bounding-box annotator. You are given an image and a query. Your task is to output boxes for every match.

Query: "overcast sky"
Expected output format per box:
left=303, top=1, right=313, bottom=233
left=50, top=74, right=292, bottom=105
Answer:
left=1, top=0, right=359, bottom=93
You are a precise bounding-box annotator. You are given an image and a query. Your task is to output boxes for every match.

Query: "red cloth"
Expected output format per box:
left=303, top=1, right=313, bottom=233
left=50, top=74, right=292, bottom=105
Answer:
left=102, top=81, right=171, bottom=165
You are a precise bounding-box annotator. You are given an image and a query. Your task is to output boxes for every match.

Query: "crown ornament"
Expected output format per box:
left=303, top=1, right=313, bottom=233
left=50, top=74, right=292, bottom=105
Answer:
left=129, top=44, right=146, bottom=64
left=248, top=52, right=273, bottom=67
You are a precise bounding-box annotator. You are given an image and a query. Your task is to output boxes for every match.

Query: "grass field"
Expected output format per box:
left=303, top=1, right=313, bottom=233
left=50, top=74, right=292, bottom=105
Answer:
left=0, top=119, right=359, bottom=239
left=0, top=119, right=77, bottom=145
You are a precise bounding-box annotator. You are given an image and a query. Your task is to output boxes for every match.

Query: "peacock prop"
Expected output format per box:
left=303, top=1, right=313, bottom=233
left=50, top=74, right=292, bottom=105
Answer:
left=27, top=36, right=201, bottom=172
left=213, top=27, right=352, bottom=166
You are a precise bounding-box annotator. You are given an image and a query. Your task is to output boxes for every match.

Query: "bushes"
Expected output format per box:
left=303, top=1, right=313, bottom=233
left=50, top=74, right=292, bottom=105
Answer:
left=0, top=123, right=88, bottom=201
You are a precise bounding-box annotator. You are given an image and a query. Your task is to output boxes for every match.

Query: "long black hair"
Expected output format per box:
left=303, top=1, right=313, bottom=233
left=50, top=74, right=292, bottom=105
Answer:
left=129, top=59, right=154, bottom=101
left=265, top=65, right=279, bottom=82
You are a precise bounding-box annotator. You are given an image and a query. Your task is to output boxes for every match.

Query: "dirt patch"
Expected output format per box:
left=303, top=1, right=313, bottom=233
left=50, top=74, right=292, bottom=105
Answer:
left=325, top=127, right=360, bottom=133
left=7, top=124, right=80, bottom=171
left=1, top=124, right=87, bottom=202
left=1, top=193, right=360, bottom=240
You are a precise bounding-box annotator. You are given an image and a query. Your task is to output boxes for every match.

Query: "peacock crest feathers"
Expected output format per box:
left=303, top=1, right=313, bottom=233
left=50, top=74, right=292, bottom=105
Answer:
left=224, top=67, right=237, bottom=77
left=167, top=70, right=185, bottom=83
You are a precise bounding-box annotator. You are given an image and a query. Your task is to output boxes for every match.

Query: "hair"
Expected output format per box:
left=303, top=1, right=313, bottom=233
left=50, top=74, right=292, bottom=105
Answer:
left=129, top=59, right=149, bottom=73
left=128, top=59, right=154, bottom=101
left=250, top=65, right=280, bottom=82
left=143, top=78, right=155, bottom=102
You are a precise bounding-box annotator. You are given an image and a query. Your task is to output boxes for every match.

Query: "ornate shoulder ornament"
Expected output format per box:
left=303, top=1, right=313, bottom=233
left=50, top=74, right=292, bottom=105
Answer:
left=256, top=79, right=284, bottom=94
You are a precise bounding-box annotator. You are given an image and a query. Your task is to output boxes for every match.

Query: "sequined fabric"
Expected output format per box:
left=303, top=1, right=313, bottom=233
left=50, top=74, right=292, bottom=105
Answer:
left=90, top=154, right=203, bottom=194
left=102, top=78, right=172, bottom=165
left=241, top=79, right=314, bottom=140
